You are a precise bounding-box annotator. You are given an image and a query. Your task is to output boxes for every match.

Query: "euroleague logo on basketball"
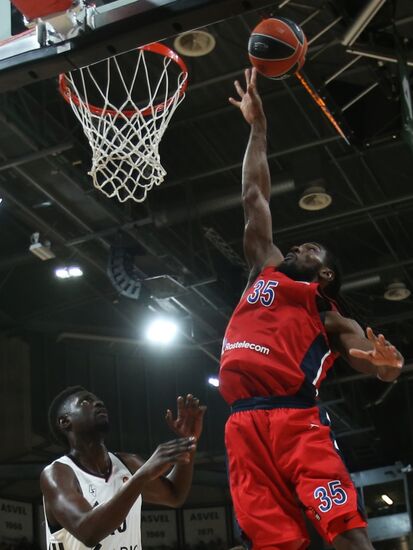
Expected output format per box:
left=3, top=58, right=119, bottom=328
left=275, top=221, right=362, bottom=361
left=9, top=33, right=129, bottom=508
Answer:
left=254, top=41, right=269, bottom=54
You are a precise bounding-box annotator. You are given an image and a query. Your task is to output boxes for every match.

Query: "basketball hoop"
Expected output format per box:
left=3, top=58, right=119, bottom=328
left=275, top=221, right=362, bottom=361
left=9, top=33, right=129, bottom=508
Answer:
left=59, top=42, right=188, bottom=203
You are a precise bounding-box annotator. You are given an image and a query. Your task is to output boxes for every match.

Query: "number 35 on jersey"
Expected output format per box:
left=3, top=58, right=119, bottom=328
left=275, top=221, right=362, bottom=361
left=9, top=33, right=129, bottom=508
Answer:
left=247, top=279, right=279, bottom=307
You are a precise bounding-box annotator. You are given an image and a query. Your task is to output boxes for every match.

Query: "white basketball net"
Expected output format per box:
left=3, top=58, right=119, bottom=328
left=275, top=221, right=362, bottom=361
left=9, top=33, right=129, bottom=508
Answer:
left=60, top=45, right=188, bottom=202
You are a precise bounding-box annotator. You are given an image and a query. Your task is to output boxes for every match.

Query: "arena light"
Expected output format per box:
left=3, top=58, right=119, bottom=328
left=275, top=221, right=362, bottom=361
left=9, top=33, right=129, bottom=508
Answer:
left=299, top=185, right=332, bottom=211
left=384, top=281, right=411, bottom=301
left=68, top=266, right=83, bottom=277
left=174, top=30, right=216, bottom=57
left=381, top=494, right=393, bottom=506
left=145, top=318, right=178, bottom=345
left=208, top=376, right=219, bottom=387
left=55, top=266, right=83, bottom=279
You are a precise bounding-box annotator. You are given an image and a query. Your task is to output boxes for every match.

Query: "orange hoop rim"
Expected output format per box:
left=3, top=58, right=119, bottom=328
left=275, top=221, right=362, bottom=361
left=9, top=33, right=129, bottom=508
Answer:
left=58, top=42, right=189, bottom=118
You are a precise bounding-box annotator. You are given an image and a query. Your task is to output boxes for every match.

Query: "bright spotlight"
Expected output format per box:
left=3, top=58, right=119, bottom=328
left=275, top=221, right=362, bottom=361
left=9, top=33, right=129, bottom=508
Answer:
left=208, top=377, right=219, bottom=387
left=55, top=267, right=70, bottom=279
left=381, top=494, right=393, bottom=506
left=68, top=266, right=83, bottom=277
left=146, top=318, right=178, bottom=344
left=55, top=266, right=83, bottom=279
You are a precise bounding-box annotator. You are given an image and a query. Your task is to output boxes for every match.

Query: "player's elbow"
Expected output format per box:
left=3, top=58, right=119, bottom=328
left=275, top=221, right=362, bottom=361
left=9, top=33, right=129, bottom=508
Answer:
left=242, top=186, right=261, bottom=206
left=74, top=524, right=103, bottom=547
left=162, top=490, right=189, bottom=509
left=169, top=496, right=186, bottom=509
left=80, top=534, right=101, bottom=548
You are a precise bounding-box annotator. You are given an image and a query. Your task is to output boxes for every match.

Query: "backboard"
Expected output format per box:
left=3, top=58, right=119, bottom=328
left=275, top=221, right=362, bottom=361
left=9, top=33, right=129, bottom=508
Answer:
left=0, top=0, right=274, bottom=92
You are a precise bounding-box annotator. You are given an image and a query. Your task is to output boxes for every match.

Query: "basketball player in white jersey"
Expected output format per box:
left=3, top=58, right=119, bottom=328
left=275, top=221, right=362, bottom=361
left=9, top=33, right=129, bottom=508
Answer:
left=41, top=386, right=206, bottom=550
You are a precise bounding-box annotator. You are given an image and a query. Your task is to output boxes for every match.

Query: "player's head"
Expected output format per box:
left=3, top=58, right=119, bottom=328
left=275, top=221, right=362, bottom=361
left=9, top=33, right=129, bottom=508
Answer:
left=278, top=242, right=341, bottom=297
left=48, top=386, right=109, bottom=447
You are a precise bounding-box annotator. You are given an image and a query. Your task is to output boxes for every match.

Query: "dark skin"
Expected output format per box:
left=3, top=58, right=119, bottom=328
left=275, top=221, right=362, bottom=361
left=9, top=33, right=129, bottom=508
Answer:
left=229, top=68, right=403, bottom=383
left=41, top=391, right=206, bottom=548
left=229, top=68, right=404, bottom=550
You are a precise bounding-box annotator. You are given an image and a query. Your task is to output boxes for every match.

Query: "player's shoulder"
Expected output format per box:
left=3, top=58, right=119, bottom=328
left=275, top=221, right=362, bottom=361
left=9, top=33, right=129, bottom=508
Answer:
left=40, top=460, right=78, bottom=490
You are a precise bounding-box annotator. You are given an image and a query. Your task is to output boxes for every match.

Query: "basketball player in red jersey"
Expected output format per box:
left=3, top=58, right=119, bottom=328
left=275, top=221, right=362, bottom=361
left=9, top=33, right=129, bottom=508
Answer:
left=221, top=68, right=404, bottom=550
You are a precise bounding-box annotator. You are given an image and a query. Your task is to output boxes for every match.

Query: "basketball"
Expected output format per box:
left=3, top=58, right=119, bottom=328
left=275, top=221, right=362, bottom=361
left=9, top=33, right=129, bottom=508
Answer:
left=248, top=17, right=307, bottom=79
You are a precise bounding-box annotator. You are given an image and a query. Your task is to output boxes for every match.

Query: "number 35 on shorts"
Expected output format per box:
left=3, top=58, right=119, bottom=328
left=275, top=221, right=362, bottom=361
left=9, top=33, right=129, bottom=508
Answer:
left=313, top=480, right=348, bottom=513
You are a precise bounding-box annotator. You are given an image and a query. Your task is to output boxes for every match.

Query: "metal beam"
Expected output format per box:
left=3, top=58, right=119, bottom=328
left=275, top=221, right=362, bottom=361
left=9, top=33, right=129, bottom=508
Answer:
left=341, top=0, right=386, bottom=47
left=165, top=136, right=340, bottom=189
left=341, top=275, right=381, bottom=292
left=0, top=0, right=276, bottom=92
left=325, top=363, right=413, bottom=386
left=347, top=45, right=413, bottom=67
left=0, top=142, right=73, bottom=171
left=275, top=191, right=413, bottom=238
left=343, top=259, right=413, bottom=287
left=336, top=427, right=375, bottom=438
left=154, top=175, right=295, bottom=226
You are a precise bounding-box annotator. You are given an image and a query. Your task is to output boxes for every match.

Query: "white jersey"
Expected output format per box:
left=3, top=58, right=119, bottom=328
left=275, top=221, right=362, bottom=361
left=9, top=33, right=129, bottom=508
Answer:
left=44, top=453, right=142, bottom=550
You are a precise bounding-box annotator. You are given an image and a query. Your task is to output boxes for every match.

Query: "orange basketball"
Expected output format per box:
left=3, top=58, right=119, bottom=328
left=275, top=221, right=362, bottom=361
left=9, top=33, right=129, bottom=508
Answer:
left=248, top=17, right=307, bottom=79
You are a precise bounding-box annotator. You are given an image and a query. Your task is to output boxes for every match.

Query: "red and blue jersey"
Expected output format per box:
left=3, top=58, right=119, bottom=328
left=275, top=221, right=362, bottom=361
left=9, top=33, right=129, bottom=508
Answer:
left=219, top=267, right=338, bottom=405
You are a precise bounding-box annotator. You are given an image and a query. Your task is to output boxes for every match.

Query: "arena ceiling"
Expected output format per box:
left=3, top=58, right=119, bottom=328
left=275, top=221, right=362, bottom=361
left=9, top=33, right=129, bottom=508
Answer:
left=0, top=0, right=413, bottom=502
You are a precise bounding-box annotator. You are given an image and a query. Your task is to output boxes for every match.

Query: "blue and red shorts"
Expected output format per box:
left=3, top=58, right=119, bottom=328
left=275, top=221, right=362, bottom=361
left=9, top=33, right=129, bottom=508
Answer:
left=225, top=397, right=366, bottom=550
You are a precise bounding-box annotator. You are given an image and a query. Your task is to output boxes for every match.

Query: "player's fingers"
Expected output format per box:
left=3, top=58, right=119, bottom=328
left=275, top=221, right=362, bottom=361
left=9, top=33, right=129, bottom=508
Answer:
left=389, top=348, right=402, bottom=366
left=234, top=80, right=245, bottom=98
left=349, top=348, right=372, bottom=360
left=245, top=68, right=251, bottom=86
left=163, top=444, right=196, bottom=458
left=228, top=97, right=241, bottom=108
left=378, top=334, right=387, bottom=345
left=366, top=327, right=377, bottom=342
left=177, top=395, right=185, bottom=412
left=174, top=452, right=191, bottom=463
left=251, top=67, right=258, bottom=87
left=186, top=394, right=194, bottom=407
left=163, top=436, right=196, bottom=447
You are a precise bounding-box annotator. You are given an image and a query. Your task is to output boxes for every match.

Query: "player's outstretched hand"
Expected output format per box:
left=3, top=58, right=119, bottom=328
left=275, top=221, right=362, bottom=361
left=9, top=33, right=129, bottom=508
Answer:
left=229, top=68, right=265, bottom=126
left=349, top=327, right=403, bottom=369
left=165, top=394, right=206, bottom=440
left=138, top=437, right=197, bottom=481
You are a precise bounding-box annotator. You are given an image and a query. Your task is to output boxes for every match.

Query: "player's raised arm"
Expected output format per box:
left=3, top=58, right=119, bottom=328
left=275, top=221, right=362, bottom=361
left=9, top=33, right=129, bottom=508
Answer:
left=325, top=311, right=404, bottom=382
left=229, top=68, right=283, bottom=276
